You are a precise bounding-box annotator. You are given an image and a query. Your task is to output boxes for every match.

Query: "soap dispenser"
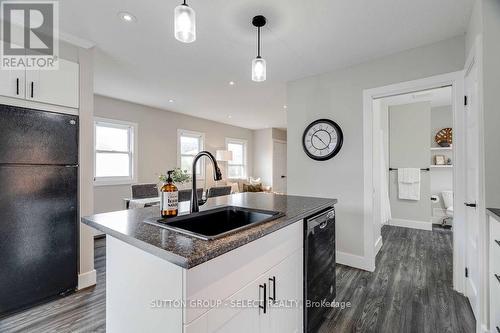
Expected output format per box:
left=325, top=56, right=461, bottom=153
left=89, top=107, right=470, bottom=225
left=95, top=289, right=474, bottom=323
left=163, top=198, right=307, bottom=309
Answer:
left=160, top=170, right=178, bottom=218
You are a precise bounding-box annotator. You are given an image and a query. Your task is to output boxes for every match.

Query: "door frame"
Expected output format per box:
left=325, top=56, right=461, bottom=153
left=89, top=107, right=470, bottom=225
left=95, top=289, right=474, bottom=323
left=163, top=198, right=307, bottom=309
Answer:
left=362, top=71, right=466, bottom=290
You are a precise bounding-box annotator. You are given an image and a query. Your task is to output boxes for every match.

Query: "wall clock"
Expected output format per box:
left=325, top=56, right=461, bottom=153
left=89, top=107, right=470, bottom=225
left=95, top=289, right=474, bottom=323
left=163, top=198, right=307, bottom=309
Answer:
left=302, top=119, right=344, bottom=161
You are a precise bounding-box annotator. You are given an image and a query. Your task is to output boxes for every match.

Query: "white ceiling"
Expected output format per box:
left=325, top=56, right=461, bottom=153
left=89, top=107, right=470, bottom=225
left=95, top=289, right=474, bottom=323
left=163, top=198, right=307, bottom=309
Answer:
left=59, top=0, right=474, bottom=129
left=381, top=86, right=452, bottom=108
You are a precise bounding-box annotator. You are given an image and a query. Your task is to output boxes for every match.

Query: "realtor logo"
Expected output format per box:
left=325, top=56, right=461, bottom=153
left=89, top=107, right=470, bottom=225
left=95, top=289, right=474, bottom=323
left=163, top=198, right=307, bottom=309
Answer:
left=1, top=1, right=59, bottom=70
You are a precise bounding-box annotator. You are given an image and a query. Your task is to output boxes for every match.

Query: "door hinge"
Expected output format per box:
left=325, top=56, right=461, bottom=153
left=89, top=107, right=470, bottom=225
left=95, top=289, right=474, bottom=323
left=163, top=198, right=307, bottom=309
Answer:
left=465, top=267, right=469, bottom=278
left=464, top=95, right=468, bottom=106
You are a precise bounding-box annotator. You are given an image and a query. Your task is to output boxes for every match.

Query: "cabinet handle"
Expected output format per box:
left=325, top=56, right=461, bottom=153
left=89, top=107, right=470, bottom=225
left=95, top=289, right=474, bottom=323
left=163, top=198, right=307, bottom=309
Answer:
left=269, top=276, right=276, bottom=303
left=495, top=240, right=500, bottom=247
left=30, top=81, right=34, bottom=98
left=495, top=274, right=500, bottom=284
left=259, top=283, right=267, bottom=314
left=16, top=78, right=19, bottom=95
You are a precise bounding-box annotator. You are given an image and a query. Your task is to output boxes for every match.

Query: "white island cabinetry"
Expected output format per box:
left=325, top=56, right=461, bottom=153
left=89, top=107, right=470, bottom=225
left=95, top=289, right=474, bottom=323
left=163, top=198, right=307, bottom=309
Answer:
left=106, top=220, right=303, bottom=333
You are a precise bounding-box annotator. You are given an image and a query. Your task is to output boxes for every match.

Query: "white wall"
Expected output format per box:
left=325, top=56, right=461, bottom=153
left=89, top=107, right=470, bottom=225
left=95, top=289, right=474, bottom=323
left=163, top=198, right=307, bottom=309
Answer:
left=252, top=128, right=287, bottom=188
left=253, top=128, right=273, bottom=187
left=93, top=95, right=254, bottom=214
left=388, top=102, right=432, bottom=223
left=481, top=0, right=500, bottom=208
left=287, top=36, right=465, bottom=265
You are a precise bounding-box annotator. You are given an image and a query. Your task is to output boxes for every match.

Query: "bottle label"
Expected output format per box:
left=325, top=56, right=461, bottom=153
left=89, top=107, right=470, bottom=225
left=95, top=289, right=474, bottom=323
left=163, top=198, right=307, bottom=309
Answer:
left=162, top=191, right=178, bottom=210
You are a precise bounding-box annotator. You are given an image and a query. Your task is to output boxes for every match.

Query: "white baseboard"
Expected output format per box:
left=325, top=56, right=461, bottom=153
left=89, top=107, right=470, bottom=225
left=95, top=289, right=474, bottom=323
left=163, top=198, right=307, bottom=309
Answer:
left=78, top=269, right=97, bottom=290
left=336, top=251, right=375, bottom=272
left=374, top=236, right=383, bottom=256
left=389, top=218, right=433, bottom=231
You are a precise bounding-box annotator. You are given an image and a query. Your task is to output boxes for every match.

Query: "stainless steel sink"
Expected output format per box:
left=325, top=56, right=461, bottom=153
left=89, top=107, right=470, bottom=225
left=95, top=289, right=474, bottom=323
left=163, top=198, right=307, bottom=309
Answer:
left=146, top=206, right=284, bottom=240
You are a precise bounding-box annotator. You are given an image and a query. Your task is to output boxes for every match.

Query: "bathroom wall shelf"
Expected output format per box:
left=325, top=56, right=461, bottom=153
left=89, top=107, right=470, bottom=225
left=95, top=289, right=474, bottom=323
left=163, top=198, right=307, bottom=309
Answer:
left=430, top=147, right=453, bottom=151
left=430, top=165, right=453, bottom=168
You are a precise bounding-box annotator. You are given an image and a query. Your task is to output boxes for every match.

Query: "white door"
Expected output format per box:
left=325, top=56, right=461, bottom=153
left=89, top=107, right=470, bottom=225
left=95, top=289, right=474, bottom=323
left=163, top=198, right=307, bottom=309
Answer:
left=464, top=51, right=480, bottom=319
left=25, top=58, right=79, bottom=108
left=273, top=142, right=287, bottom=194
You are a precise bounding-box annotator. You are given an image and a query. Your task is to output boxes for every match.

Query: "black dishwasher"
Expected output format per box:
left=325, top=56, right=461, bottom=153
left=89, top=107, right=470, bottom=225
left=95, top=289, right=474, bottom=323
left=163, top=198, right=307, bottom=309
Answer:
left=304, top=207, right=336, bottom=333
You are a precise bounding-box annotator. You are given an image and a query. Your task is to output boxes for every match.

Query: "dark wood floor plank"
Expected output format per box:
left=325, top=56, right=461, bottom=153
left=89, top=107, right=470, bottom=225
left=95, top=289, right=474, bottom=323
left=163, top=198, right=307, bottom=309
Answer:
left=320, top=225, right=476, bottom=333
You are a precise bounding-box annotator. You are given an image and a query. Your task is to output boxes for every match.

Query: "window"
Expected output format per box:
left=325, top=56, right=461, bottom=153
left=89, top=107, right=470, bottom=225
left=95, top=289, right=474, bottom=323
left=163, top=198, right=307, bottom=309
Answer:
left=226, top=138, right=247, bottom=179
left=94, top=118, right=137, bottom=185
left=178, top=129, right=205, bottom=176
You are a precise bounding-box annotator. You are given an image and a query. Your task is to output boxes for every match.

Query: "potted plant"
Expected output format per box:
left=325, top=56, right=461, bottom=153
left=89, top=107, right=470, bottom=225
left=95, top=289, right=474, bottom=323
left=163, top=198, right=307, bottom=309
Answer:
left=158, top=168, right=191, bottom=190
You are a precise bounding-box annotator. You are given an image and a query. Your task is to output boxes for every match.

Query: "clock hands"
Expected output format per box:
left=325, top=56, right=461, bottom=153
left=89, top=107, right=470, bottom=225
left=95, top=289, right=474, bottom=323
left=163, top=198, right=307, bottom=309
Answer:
left=312, top=133, right=328, bottom=149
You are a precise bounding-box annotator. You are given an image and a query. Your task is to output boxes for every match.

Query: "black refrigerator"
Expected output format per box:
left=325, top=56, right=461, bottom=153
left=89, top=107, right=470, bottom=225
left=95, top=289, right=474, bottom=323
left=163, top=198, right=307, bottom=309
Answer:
left=0, top=104, right=78, bottom=316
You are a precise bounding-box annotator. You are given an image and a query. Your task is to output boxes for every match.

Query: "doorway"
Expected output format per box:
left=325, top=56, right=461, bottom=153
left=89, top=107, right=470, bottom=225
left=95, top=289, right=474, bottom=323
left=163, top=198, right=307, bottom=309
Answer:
left=374, top=87, right=454, bottom=231
left=362, top=71, right=467, bottom=295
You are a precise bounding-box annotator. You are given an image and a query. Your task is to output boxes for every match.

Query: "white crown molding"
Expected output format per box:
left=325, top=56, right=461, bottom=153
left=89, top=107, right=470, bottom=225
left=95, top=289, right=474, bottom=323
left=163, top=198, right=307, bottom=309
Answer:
left=59, top=31, right=95, bottom=49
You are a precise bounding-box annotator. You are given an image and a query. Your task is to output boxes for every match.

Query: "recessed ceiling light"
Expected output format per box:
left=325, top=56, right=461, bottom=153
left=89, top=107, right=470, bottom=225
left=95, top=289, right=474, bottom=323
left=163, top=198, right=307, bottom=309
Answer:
left=283, top=105, right=287, bottom=109
left=168, top=99, right=174, bottom=103
left=228, top=115, right=232, bottom=119
left=229, top=81, right=235, bottom=86
left=118, top=12, right=136, bottom=23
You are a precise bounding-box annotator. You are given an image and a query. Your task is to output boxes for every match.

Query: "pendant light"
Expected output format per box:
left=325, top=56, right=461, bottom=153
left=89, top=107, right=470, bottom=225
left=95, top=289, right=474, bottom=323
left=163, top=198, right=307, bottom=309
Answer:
left=174, top=0, right=196, bottom=43
left=252, top=15, right=267, bottom=82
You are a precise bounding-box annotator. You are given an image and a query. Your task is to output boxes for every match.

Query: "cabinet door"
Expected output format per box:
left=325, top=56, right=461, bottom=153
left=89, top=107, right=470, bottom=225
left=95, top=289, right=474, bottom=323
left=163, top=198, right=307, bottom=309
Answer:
left=185, top=277, right=265, bottom=333
left=266, top=250, right=303, bottom=333
left=25, top=58, right=79, bottom=108
left=0, top=42, right=25, bottom=99
left=0, top=69, right=25, bottom=99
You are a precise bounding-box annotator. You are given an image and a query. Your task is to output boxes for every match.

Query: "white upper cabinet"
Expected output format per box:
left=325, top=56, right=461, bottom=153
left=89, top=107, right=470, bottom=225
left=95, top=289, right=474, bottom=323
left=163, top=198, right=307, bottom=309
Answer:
left=25, top=58, right=79, bottom=108
left=0, top=55, right=79, bottom=109
left=0, top=68, right=25, bottom=99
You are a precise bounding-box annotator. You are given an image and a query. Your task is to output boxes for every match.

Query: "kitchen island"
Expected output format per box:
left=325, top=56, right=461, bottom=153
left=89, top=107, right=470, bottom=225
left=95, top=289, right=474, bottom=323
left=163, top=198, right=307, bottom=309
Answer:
left=82, top=192, right=336, bottom=333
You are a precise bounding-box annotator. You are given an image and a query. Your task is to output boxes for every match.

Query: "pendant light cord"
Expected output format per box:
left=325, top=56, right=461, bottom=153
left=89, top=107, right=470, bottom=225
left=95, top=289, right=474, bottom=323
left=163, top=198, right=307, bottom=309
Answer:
left=257, top=27, right=261, bottom=58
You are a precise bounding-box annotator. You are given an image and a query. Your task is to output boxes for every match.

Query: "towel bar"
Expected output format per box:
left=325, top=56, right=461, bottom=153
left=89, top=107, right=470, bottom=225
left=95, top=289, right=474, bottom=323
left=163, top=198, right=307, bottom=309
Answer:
left=389, top=168, right=430, bottom=171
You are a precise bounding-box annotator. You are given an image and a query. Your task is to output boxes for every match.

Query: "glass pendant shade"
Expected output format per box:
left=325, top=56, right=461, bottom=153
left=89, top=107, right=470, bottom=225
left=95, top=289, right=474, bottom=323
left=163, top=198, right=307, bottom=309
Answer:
left=252, top=57, right=266, bottom=82
left=174, top=4, right=196, bottom=43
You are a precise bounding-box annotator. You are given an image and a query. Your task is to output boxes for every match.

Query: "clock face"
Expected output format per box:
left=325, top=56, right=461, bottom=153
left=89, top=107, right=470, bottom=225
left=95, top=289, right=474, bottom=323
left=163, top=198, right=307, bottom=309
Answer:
left=302, top=119, right=343, bottom=161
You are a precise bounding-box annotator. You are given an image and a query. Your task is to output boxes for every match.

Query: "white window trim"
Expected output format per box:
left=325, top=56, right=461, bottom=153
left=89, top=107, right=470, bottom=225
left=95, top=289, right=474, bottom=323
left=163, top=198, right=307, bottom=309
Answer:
left=177, top=129, right=205, bottom=178
left=225, top=137, right=248, bottom=180
left=93, top=117, right=138, bottom=186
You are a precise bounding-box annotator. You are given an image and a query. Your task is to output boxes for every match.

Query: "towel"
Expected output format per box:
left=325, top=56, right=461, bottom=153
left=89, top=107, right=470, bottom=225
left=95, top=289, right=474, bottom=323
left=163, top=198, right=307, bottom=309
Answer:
left=397, top=168, right=420, bottom=200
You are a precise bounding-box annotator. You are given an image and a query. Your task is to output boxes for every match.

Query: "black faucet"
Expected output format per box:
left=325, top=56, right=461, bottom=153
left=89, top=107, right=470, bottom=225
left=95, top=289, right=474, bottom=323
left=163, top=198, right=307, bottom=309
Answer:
left=191, top=151, right=223, bottom=213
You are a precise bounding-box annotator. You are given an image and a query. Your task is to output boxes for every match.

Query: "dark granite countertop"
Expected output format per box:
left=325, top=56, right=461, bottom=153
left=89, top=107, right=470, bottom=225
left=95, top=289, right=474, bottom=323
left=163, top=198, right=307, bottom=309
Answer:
left=82, top=193, right=336, bottom=269
left=487, top=208, right=500, bottom=220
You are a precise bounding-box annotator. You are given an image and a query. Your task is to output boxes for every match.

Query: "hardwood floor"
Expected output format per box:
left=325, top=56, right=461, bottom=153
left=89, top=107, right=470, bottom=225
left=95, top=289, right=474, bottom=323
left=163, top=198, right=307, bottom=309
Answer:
left=319, top=225, right=475, bottom=333
left=0, top=226, right=475, bottom=333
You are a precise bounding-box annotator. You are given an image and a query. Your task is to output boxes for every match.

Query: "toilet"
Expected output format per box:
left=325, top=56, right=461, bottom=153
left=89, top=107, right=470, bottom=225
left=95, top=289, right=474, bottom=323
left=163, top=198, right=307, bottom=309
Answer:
left=441, top=190, right=454, bottom=218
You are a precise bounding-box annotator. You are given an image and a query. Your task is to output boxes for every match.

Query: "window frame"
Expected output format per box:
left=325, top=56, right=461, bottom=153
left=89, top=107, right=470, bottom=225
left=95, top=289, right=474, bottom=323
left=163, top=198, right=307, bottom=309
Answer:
left=225, top=137, right=248, bottom=180
left=93, top=117, right=138, bottom=186
left=177, top=129, right=205, bottom=178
